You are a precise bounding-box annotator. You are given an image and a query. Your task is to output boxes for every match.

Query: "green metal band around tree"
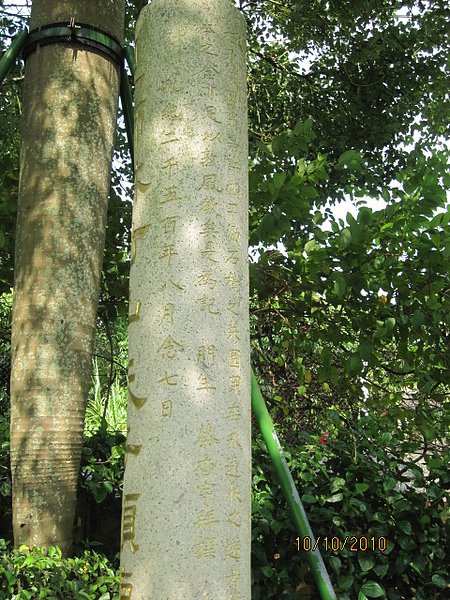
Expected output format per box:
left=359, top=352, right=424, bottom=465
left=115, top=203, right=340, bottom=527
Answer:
left=1, top=27, right=135, bottom=170
left=22, top=21, right=124, bottom=66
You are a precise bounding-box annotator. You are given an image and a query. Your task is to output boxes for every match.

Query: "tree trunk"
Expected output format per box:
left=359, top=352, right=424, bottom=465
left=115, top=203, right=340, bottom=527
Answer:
left=120, top=1, right=251, bottom=597
left=10, top=0, right=124, bottom=555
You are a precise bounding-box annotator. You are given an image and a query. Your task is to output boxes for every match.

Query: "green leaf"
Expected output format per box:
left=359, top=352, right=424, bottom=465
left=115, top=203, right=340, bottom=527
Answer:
left=305, top=239, right=319, bottom=253
left=380, top=432, right=392, bottom=445
left=0, top=481, right=11, bottom=496
left=383, top=477, right=397, bottom=493
left=261, top=565, right=274, bottom=577
left=326, top=493, right=343, bottom=503
left=398, top=521, right=412, bottom=535
left=360, top=581, right=385, bottom=597
left=329, top=556, right=341, bottom=573
left=358, top=340, right=372, bottom=361
left=337, top=149, right=363, bottom=171
left=111, top=445, right=122, bottom=458
left=331, top=477, right=345, bottom=492
left=321, top=347, right=332, bottom=370
left=103, top=481, right=113, bottom=493
left=373, top=563, right=389, bottom=578
left=350, top=353, right=363, bottom=373
left=333, top=274, right=347, bottom=297
left=301, top=494, right=317, bottom=504
left=411, top=310, right=425, bottom=327
left=338, top=574, right=354, bottom=591
left=337, top=228, right=352, bottom=249
left=418, top=423, right=436, bottom=442
left=358, top=554, right=376, bottom=572
left=431, top=574, right=448, bottom=588
left=274, top=172, right=286, bottom=188
left=355, top=483, right=369, bottom=493
left=358, top=207, right=373, bottom=225
left=385, top=317, right=395, bottom=333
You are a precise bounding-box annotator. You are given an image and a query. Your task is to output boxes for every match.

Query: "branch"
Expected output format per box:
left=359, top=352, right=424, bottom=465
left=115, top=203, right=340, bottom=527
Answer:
left=248, top=48, right=313, bottom=81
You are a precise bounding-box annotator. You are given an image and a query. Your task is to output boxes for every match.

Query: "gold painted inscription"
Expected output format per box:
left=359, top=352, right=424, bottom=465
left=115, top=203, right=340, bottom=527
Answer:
left=161, top=399, right=172, bottom=417
left=161, top=186, right=182, bottom=205
left=197, top=481, right=217, bottom=503
left=197, top=373, right=216, bottom=391
left=158, top=335, right=184, bottom=359
left=228, top=509, right=242, bottom=528
left=227, top=300, right=239, bottom=316
left=229, top=375, right=242, bottom=394
left=161, top=215, right=180, bottom=235
left=202, top=196, right=219, bottom=214
left=225, top=272, right=240, bottom=290
left=130, top=224, right=150, bottom=266
left=226, top=401, right=242, bottom=422
left=225, top=539, right=241, bottom=561
left=161, top=156, right=178, bottom=178
left=225, top=457, right=241, bottom=479
left=128, top=387, right=148, bottom=410
left=160, top=244, right=178, bottom=266
left=199, top=173, right=222, bottom=192
left=129, top=300, right=141, bottom=324
left=119, top=582, right=133, bottom=600
left=197, top=344, right=216, bottom=367
left=195, top=425, right=219, bottom=448
left=197, top=295, right=220, bottom=315
left=228, top=349, right=241, bottom=369
left=194, top=537, right=217, bottom=559
left=122, top=494, right=140, bottom=553
left=198, top=270, right=217, bottom=289
left=228, top=321, right=241, bottom=341
left=195, top=455, right=214, bottom=477
left=158, top=372, right=179, bottom=386
left=227, top=566, right=240, bottom=588
left=201, top=241, right=218, bottom=263
left=126, top=444, right=142, bottom=456
left=228, top=431, right=242, bottom=449
left=159, top=303, right=174, bottom=325
left=195, top=509, right=219, bottom=529
left=229, top=482, right=242, bottom=503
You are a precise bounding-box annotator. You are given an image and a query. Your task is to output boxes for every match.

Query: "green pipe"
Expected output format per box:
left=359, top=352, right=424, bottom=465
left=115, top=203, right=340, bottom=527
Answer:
left=0, top=28, right=28, bottom=85
left=120, top=67, right=134, bottom=171
left=124, top=44, right=135, bottom=80
left=251, top=368, right=338, bottom=600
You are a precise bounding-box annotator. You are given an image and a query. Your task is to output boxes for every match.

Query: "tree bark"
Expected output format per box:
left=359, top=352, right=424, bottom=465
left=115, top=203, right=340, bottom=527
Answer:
left=10, top=0, right=124, bottom=555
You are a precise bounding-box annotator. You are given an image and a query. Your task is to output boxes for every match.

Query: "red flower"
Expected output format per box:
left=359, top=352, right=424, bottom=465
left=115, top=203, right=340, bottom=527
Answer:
left=318, top=431, right=329, bottom=445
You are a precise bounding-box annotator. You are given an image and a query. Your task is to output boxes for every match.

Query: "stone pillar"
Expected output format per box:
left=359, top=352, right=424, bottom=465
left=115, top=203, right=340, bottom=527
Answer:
left=120, top=1, right=250, bottom=599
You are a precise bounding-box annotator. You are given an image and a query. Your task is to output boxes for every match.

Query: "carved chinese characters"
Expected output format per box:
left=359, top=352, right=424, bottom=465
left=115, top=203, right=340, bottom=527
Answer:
left=120, top=1, right=249, bottom=598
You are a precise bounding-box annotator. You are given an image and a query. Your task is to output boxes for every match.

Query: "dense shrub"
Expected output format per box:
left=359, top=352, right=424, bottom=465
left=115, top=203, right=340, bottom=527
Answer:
left=252, top=411, right=449, bottom=600
left=0, top=541, right=119, bottom=600
left=1, top=411, right=448, bottom=599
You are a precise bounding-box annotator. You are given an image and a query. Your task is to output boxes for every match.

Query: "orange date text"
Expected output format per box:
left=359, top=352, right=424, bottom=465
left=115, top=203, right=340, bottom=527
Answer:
left=295, top=535, right=387, bottom=553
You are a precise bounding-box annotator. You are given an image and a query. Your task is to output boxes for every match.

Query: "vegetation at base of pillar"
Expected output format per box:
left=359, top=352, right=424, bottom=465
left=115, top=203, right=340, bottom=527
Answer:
left=0, top=0, right=449, bottom=598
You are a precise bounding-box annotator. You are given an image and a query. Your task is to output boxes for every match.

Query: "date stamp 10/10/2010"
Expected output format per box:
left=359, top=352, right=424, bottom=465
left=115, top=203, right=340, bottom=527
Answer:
left=296, top=536, right=388, bottom=553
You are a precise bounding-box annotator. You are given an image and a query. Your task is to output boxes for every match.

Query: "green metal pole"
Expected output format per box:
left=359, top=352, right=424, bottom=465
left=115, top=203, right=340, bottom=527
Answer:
left=251, top=368, right=338, bottom=600
left=124, top=44, right=135, bottom=80
left=0, top=28, right=28, bottom=85
left=120, top=67, right=134, bottom=171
